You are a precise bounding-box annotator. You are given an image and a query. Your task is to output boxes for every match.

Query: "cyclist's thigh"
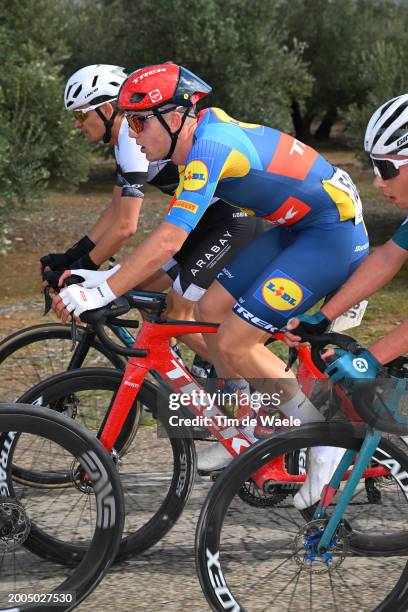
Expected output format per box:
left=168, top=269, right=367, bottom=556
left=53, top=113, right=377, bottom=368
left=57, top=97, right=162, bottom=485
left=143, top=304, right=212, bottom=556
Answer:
left=231, top=220, right=368, bottom=331
left=172, top=203, right=266, bottom=302
left=195, top=279, right=237, bottom=322
left=137, top=268, right=172, bottom=292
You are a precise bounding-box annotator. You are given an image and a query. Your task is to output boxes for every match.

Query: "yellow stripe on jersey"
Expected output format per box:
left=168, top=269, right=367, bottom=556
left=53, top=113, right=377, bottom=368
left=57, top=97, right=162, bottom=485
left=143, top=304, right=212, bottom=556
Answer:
left=219, top=150, right=251, bottom=180
left=211, top=108, right=261, bottom=129
left=322, top=181, right=355, bottom=222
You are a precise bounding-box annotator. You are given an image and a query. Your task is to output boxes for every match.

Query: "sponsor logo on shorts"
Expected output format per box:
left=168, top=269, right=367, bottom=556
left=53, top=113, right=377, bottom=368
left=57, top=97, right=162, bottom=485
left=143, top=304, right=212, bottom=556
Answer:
left=218, top=266, right=234, bottom=279
left=354, top=242, right=369, bottom=252
left=183, top=160, right=208, bottom=191
left=191, top=231, right=232, bottom=276
left=234, top=303, right=278, bottom=332
left=172, top=200, right=199, bottom=213
left=254, top=269, right=311, bottom=312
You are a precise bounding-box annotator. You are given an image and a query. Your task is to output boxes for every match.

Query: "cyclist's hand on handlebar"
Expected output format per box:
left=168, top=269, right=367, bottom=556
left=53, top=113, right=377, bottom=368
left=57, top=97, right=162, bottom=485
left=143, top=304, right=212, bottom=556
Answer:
left=52, top=292, right=75, bottom=324
left=59, top=282, right=117, bottom=318
left=285, top=312, right=331, bottom=346
left=58, top=265, right=121, bottom=289
left=325, top=348, right=381, bottom=385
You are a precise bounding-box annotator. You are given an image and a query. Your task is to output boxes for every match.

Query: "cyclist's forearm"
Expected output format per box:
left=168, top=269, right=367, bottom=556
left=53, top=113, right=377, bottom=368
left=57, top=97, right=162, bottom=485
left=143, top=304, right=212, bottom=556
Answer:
left=87, top=206, right=116, bottom=245
left=108, top=223, right=188, bottom=296
left=87, top=193, right=142, bottom=266
left=322, top=242, right=405, bottom=320
left=369, top=319, right=408, bottom=364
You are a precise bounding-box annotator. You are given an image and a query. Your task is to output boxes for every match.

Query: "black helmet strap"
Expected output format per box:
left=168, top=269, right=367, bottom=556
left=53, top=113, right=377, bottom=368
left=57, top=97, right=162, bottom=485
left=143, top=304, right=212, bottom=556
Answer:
left=95, top=106, right=118, bottom=144
left=154, top=107, right=191, bottom=159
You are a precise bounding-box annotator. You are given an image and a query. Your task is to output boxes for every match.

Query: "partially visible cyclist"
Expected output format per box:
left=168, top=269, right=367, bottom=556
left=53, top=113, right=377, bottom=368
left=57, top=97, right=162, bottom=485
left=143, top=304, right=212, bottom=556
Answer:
left=42, top=64, right=264, bottom=360
left=53, top=63, right=369, bottom=508
left=288, top=94, right=408, bottom=378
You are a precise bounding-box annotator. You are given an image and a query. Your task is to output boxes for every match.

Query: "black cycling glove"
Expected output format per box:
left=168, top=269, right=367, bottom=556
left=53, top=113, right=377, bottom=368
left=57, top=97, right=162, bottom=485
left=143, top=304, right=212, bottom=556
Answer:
left=40, top=235, right=96, bottom=271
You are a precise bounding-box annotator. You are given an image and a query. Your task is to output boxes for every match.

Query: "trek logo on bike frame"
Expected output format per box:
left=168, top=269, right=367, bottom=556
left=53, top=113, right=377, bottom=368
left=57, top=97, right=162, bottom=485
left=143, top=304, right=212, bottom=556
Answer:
left=165, top=358, right=252, bottom=452
left=0, top=431, right=16, bottom=495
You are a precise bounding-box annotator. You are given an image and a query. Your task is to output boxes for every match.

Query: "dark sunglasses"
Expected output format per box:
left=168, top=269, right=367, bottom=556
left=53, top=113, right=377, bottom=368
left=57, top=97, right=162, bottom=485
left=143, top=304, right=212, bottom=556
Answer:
left=371, top=156, right=408, bottom=180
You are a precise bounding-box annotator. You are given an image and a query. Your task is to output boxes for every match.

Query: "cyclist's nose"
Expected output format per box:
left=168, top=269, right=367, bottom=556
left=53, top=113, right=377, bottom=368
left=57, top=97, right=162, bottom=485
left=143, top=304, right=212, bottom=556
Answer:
left=373, top=175, right=386, bottom=189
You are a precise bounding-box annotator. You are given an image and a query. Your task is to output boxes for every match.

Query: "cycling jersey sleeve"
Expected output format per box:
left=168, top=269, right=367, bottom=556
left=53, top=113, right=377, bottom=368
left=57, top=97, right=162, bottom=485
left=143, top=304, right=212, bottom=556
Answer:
left=115, top=119, right=149, bottom=198
left=165, top=139, right=250, bottom=233
left=392, top=217, right=408, bottom=251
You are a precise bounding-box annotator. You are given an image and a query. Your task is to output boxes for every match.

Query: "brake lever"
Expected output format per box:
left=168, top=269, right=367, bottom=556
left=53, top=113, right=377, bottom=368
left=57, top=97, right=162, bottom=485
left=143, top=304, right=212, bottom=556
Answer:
left=285, top=347, right=298, bottom=372
left=70, top=317, right=77, bottom=351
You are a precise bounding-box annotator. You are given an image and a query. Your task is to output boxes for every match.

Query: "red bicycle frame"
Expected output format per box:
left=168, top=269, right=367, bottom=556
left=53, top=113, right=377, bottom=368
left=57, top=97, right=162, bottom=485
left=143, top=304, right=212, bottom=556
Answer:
left=98, top=319, right=389, bottom=489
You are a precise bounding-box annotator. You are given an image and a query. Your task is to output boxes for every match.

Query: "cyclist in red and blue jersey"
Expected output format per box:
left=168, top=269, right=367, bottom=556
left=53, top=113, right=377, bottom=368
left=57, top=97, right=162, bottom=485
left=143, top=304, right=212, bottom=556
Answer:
left=53, top=64, right=369, bottom=506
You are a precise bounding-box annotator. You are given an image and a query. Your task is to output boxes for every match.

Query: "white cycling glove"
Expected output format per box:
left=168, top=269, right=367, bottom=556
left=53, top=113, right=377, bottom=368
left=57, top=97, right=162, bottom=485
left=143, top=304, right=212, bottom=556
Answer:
left=60, top=281, right=117, bottom=317
left=67, top=265, right=121, bottom=289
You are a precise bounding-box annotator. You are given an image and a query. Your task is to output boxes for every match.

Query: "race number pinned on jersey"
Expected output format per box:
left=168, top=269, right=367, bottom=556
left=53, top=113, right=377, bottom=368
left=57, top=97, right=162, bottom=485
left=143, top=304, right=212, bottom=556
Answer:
left=326, top=168, right=363, bottom=225
left=330, top=300, right=368, bottom=332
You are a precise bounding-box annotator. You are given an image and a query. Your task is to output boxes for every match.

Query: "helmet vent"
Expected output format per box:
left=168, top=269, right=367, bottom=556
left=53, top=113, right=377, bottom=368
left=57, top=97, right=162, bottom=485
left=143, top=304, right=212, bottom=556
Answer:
left=92, top=75, right=98, bottom=87
left=130, top=92, right=146, bottom=103
left=73, top=84, right=82, bottom=99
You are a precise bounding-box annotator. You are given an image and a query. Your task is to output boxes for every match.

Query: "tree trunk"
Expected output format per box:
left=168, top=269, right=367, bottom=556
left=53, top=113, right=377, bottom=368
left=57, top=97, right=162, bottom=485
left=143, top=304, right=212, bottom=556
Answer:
left=314, top=108, right=338, bottom=140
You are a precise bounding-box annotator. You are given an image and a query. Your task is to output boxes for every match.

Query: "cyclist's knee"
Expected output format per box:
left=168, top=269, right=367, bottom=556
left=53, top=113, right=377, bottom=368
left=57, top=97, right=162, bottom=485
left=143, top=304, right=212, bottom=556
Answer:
left=216, top=330, right=247, bottom=370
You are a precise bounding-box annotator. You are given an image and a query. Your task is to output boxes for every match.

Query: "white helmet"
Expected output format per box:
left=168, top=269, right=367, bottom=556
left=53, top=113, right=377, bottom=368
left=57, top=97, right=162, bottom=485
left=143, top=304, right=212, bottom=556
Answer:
left=64, top=64, right=127, bottom=111
left=364, top=94, right=408, bottom=156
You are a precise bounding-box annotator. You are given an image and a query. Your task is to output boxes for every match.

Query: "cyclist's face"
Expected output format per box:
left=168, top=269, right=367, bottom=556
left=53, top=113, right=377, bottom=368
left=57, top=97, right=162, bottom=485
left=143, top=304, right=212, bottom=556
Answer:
left=128, top=109, right=176, bottom=161
left=73, top=104, right=108, bottom=143
left=373, top=155, right=408, bottom=210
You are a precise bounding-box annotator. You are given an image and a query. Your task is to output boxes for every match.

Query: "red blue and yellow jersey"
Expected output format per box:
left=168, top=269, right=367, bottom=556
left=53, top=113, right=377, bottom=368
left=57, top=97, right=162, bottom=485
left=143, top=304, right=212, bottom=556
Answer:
left=166, top=108, right=362, bottom=233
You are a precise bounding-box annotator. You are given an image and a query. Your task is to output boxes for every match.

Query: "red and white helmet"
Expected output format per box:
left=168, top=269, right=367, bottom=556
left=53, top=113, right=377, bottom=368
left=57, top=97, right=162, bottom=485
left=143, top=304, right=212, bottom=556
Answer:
left=364, top=94, right=408, bottom=156
left=118, top=63, right=211, bottom=112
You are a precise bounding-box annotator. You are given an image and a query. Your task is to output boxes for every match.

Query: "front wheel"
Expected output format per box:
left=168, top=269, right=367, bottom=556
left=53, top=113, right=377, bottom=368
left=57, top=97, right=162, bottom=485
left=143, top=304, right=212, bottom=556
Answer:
left=196, top=423, right=408, bottom=612
left=17, top=368, right=196, bottom=563
left=0, top=402, right=124, bottom=610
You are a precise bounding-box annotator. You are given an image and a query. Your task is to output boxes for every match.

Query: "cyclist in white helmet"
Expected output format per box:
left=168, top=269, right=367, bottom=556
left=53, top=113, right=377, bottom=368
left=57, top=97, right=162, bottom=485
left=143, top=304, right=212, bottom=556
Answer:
left=40, top=64, right=148, bottom=274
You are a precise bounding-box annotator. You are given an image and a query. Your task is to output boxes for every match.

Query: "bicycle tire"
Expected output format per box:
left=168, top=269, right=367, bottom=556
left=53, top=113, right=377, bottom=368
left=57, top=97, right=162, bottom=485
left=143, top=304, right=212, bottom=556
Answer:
left=15, top=367, right=139, bottom=487
left=17, top=368, right=196, bottom=563
left=0, top=323, right=124, bottom=402
left=196, top=423, right=408, bottom=612
left=0, top=402, right=124, bottom=611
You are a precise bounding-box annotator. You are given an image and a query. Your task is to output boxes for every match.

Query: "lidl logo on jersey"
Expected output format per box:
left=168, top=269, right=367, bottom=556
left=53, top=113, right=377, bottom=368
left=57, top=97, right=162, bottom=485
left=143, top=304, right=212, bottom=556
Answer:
left=172, top=200, right=198, bottom=213
left=254, top=270, right=312, bottom=312
left=183, top=160, right=209, bottom=191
